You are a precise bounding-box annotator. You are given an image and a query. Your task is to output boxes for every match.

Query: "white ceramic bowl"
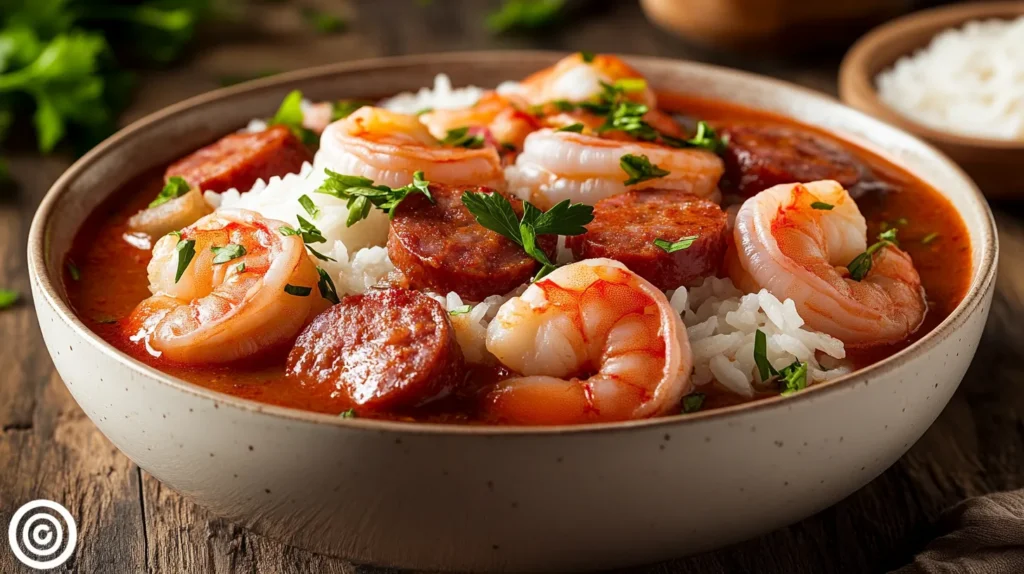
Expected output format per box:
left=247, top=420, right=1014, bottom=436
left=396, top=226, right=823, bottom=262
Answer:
left=28, top=52, right=997, bottom=572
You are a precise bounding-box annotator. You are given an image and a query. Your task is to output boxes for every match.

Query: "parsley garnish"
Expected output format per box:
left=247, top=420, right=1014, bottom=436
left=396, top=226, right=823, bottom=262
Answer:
left=556, top=122, right=585, bottom=133
left=449, top=304, right=472, bottom=316
left=462, top=191, right=594, bottom=281
left=234, top=262, right=246, bottom=273
left=810, top=201, right=833, bottom=210
left=667, top=121, right=729, bottom=153
left=211, top=244, right=246, bottom=265
left=580, top=51, right=596, bottom=63
left=847, top=228, right=899, bottom=281
left=298, top=194, right=320, bottom=219
left=613, top=78, right=647, bottom=93
left=339, top=408, right=357, bottom=418
left=316, top=170, right=434, bottom=226
left=682, top=392, right=705, bottom=413
left=306, top=246, right=336, bottom=262
left=149, top=177, right=190, bottom=208
left=331, top=100, right=371, bottom=121
left=284, top=284, right=312, bottom=297
left=174, top=239, right=196, bottom=284
left=552, top=99, right=575, bottom=112
left=654, top=236, right=698, bottom=253
left=754, top=329, right=777, bottom=382
left=441, top=127, right=485, bottom=149
left=0, top=289, right=18, bottom=310
left=620, top=153, right=669, bottom=185
left=778, top=361, right=809, bottom=396
left=279, top=215, right=326, bottom=244
left=316, top=268, right=340, bottom=305
left=67, top=261, right=81, bottom=282
left=270, top=90, right=317, bottom=146
left=415, top=107, right=433, bottom=116
left=921, top=232, right=939, bottom=245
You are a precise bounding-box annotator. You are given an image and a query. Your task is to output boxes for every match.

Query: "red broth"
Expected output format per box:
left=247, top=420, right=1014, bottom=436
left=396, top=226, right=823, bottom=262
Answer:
left=64, top=95, right=972, bottom=422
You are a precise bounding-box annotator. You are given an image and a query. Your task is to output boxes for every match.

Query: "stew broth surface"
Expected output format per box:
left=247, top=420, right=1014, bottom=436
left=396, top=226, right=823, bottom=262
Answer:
left=64, top=93, right=973, bottom=422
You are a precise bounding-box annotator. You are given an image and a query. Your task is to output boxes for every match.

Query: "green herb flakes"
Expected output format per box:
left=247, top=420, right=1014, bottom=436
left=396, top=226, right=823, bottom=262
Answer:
left=754, top=329, right=778, bottom=382
left=556, top=122, right=585, bottom=133
left=149, top=177, right=190, bottom=208
left=441, top=127, right=485, bottom=149
left=298, top=194, right=320, bottom=219
left=174, top=239, right=196, bottom=284
left=339, top=408, right=357, bottom=418
left=580, top=51, right=596, bottom=63
left=810, top=201, right=833, bottom=210
left=682, top=392, right=705, bottom=413
left=332, top=100, right=371, bottom=121
left=620, top=153, right=669, bottom=186
left=653, top=236, right=698, bottom=253
left=449, top=304, right=472, bottom=316
left=847, top=228, right=899, bottom=281
left=921, top=232, right=939, bottom=245
left=211, top=244, right=246, bottom=265
left=284, top=284, right=312, bottom=297
left=270, top=90, right=317, bottom=146
left=316, top=170, right=434, bottom=226
left=778, top=361, right=809, bottom=396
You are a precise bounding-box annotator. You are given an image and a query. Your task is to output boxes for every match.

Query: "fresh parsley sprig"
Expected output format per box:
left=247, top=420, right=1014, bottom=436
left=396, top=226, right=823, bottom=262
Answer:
left=316, top=170, right=434, bottom=227
left=149, top=177, right=190, bottom=208
left=270, top=90, right=318, bottom=146
left=441, top=127, right=485, bottom=149
left=620, top=153, right=669, bottom=185
left=654, top=236, right=698, bottom=253
left=847, top=228, right=899, bottom=281
left=462, top=191, right=594, bottom=280
left=754, top=329, right=809, bottom=394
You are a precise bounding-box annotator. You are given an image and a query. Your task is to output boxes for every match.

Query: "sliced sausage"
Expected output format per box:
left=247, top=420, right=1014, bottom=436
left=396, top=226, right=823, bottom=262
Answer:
left=165, top=125, right=313, bottom=193
left=566, top=189, right=728, bottom=290
left=718, top=123, right=882, bottom=198
left=286, top=288, right=464, bottom=412
left=388, top=185, right=557, bottom=301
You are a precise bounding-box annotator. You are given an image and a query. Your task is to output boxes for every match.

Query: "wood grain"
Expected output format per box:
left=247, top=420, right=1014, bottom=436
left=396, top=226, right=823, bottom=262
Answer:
left=0, top=1, right=1018, bottom=573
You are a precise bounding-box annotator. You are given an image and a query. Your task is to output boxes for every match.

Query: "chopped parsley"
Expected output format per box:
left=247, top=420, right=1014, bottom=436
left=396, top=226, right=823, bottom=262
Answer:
left=284, top=284, right=312, bottom=297
left=316, top=170, right=434, bottom=226
left=415, top=107, right=433, bottom=116
left=316, top=268, right=340, bottom=305
left=0, top=289, right=18, bottom=310
left=174, top=239, right=196, bottom=284
left=668, top=121, right=729, bottom=154
left=149, top=177, right=191, bottom=208
left=754, top=329, right=777, bottom=382
left=462, top=191, right=593, bottom=281
left=552, top=99, right=576, bottom=112
left=556, top=122, right=585, bottom=133
left=441, top=127, right=485, bottom=149
left=682, top=392, right=705, bottom=413
left=234, top=262, right=246, bottom=273
left=211, top=244, right=246, bottom=265
left=612, top=77, right=647, bottom=93
left=298, top=194, right=320, bottom=219
left=339, top=408, right=357, bottom=418
left=921, top=232, right=939, bottom=245
left=580, top=51, right=596, bottom=63
left=67, top=261, right=81, bottom=281
left=847, top=228, right=899, bottom=281
left=778, top=361, right=809, bottom=396
left=279, top=215, right=326, bottom=244
left=620, top=153, right=669, bottom=185
left=270, top=90, right=317, bottom=146
left=449, top=304, right=472, bottom=316
left=331, top=100, right=371, bottom=121
left=810, top=201, right=833, bottom=210
left=654, top=236, right=698, bottom=253
left=306, top=246, right=336, bottom=262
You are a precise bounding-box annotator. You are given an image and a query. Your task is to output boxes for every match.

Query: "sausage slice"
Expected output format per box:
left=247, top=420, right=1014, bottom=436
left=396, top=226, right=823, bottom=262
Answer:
left=286, top=289, right=464, bottom=412
left=166, top=125, right=313, bottom=193
left=388, top=185, right=557, bottom=301
left=566, top=189, right=728, bottom=290
left=718, top=123, right=881, bottom=198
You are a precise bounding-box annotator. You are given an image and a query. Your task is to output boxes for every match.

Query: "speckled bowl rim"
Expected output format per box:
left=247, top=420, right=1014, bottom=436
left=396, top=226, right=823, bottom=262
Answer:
left=28, top=51, right=998, bottom=436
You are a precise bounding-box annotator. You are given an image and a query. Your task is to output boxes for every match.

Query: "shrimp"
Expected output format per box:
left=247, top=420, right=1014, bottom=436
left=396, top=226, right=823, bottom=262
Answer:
left=419, top=92, right=541, bottom=155
left=484, top=259, right=692, bottom=425
left=127, top=209, right=327, bottom=363
left=728, top=180, right=926, bottom=346
left=519, top=53, right=656, bottom=107
left=506, top=128, right=724, bottom=209
left=319, top=106, right=505, bottom=189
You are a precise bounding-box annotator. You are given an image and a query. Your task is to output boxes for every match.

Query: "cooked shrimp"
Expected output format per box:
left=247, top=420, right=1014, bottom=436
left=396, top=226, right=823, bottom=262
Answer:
left=420, top=92, right=540, bottom=154
left=506, top=128, right=724, bottom=209
left=519, top=53, right=656, bottom=107
left=484, top=258, right=692, bottom=425
left=127, top=209, right=327, bottom=363
left=319, top=106, right=505, bottom=189
left=728, top=180, right=926, bottom=346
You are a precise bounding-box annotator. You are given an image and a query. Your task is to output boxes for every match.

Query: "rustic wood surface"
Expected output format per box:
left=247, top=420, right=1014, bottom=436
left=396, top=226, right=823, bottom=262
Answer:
left=0, top=1, right=1018, bottom=572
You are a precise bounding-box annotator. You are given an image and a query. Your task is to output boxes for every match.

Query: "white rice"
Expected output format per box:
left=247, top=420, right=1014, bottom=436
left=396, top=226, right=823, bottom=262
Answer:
left=877, top=16, right=1024, bottom=141
left=379, top=74, right=487, bottom=114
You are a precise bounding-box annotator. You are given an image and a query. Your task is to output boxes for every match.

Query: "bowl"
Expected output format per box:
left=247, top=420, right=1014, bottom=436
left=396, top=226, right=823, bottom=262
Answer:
left=839, top=1, right=1024, bottom=198
left=28, top=52, right=997, bottom=572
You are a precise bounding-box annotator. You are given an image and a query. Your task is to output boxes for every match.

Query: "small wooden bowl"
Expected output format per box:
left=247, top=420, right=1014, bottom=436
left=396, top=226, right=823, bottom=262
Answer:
left=839, top=1, right=1024, bottom=199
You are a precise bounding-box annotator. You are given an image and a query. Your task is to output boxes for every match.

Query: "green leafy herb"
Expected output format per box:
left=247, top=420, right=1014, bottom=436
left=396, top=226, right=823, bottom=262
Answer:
left=316, top=268, right=340, bottom=305
left=847, top=228, right=899, bottom=281
left=415, top=107, right=433, bottom=116
left=270, top=90, right=317, bottom=145
left=149, top=176, right=190, bottom=208
left=316, top=170, right=434, bottom=226
left=331, top=99, right=370, bottom=121
left=810, top=201, right=833, bottom=210
left=339, top=408, right=357, bottom=418
left=552, top=99, right=576, bottom=112
left=921, top=232, right=939, bottom=245
left=279, top=216, right=327, bottom=244
left=302, top=8, right=346, bottom=34
left=486, top=0, right=565, bottom=33
left=682, top=392, right=705, bottom=413
left=306, top=246, right=336, bottom=262
left=778, top=361, right=809, bottom=396
left=620, top=153, right=669, bottom=185
left=654, top=236, right=698, bottom=253
left=67, top=260, right=81, bottom=281
left=556, top=122, right=584, bottom=133
left=298, top=194, right=320, bottom=219
left=665, top=121, right=729, bottom=153
left=174, top=239, right=196, bottom=284
left=0, top=289, right=18, bottom=310
left=580, top=51, right=595, bottom=63
left=754, top=329, right=778, bottom=382
left=234, top=262, right=246, bottom=273
left=211, top=244, right=246, bottom=265
left=284, top=284, right=312, bottom=297
left=449, top=304, right=472, bottom=316
left=612, top=77, right=647, bottom=93
left=440, top=126, right=485, bottom=149
left=462, top=191, right=594, bottom=281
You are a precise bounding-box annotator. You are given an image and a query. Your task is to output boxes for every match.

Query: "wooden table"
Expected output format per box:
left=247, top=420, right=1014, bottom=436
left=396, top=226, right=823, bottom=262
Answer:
left=1, top=1, right=1019, bottom=572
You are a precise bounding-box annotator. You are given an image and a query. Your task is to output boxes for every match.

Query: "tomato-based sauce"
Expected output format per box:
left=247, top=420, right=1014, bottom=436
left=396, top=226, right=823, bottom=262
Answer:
left=64, top=93, right=973, bottom=423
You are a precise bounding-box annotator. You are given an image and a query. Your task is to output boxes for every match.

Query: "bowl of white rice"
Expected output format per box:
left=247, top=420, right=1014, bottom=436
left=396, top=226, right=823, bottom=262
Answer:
left=840, top=1, right=1024, bottom=197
